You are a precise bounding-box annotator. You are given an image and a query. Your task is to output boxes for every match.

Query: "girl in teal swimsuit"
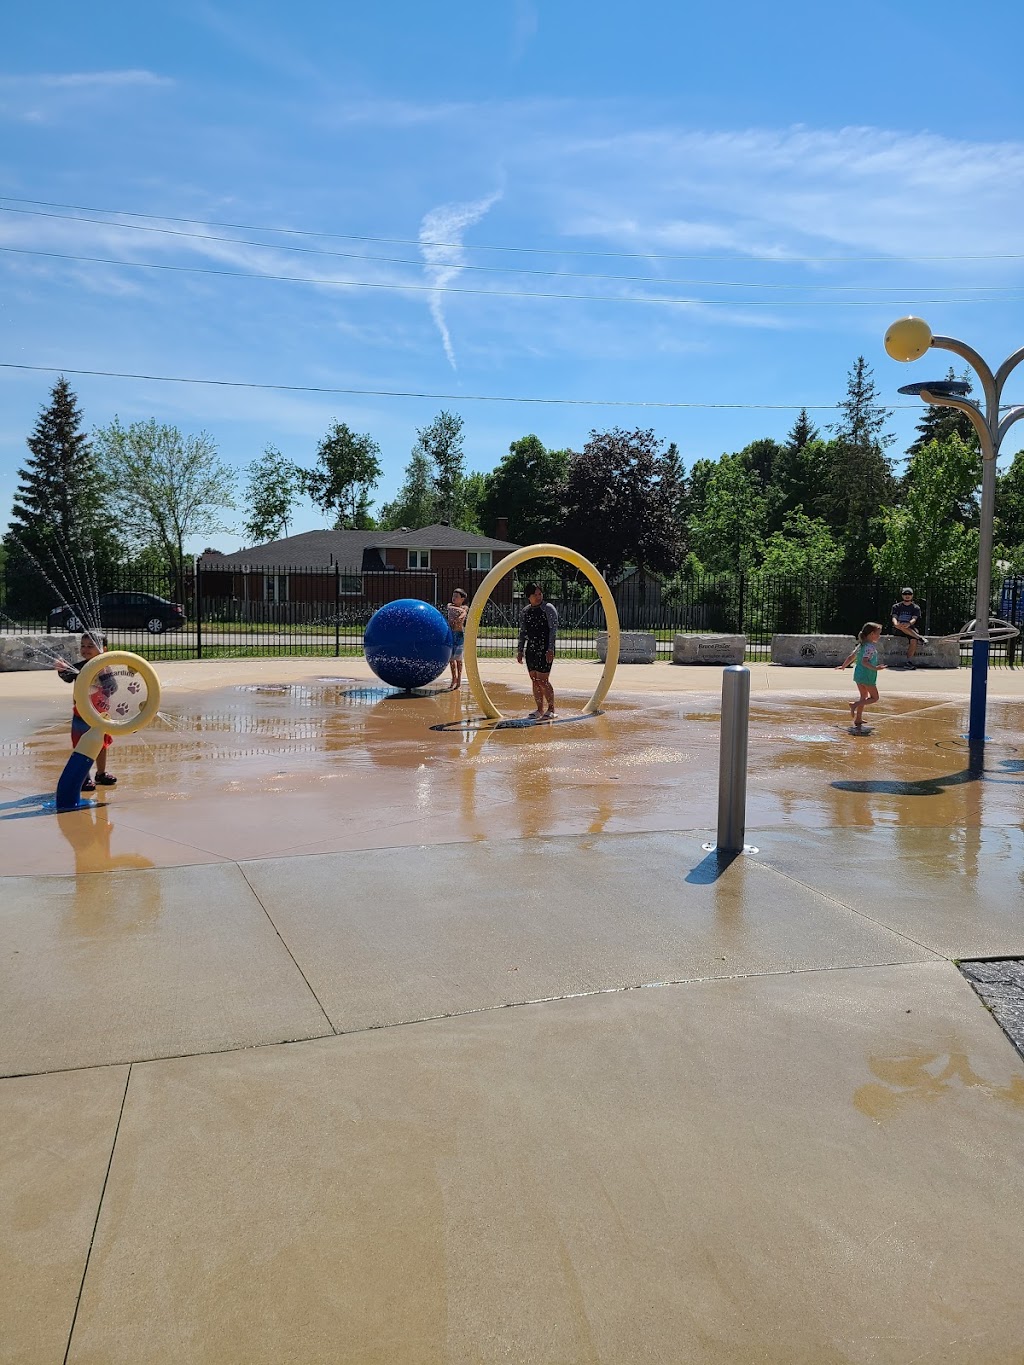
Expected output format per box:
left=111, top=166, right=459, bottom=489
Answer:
left=839, top=622, right=885, bottom=730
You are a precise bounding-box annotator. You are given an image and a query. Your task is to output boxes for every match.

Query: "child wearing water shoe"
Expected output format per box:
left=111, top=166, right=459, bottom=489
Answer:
left=54, top=633, right=117, bottom=792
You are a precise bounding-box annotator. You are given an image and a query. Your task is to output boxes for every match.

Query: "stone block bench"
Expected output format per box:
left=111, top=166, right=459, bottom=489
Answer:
left=597, top=630, right=656, bottom=663
left=770, top=634, right=959, bottom=669
left=0, top=633, right=80, bottom=672
left=672, top=634, right=746, bottom=665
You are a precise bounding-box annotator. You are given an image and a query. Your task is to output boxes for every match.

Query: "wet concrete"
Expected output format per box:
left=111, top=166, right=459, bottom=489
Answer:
left=1, top=677, right=1021, bottom=874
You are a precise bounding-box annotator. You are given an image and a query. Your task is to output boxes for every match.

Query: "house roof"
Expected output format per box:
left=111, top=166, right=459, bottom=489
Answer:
left=199, top=525, right=519, bottom=572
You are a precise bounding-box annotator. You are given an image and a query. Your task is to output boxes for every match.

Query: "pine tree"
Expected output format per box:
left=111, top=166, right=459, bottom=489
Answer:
left=907, top=368, right=978, bottom=456
left=823, top=357, right=895, bottom=573
left=3, top=378, right=116, bottom=615
left=785, top=408, right=819, bottom=452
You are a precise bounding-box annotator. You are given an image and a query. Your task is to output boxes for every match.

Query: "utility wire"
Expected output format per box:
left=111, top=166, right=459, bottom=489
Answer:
left=0, top=245, right=1014, bottom=306
left=0, top=361, right=926, bottom=409
left=2, top=194, right=1022, bottom=264
left=1, top=204, right=1019, bottom=293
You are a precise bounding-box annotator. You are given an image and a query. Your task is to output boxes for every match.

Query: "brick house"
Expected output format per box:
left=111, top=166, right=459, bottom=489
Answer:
left=197, top=523, right=520, bottom=620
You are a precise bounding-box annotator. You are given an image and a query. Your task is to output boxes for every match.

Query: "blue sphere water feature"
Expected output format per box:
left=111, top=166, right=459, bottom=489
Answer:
left=363, top=599, right=454, bottom=690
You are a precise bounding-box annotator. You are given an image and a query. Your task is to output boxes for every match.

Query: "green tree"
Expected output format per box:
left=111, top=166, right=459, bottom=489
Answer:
left=684, top=457, right=716, bottom=531
left=869, top=434, right=980, bottom=583
left=459, top=471, right=488, bottom=535
left=94, top=418, right=236, bottom=599
left=242, top=445, right=302, bottom=544
left=907, top=369, right=978, bottom=457
left=761, top=506, right=844, bottom=578
left=689, top=453, right=767, bottom=573
left=478, top=434, right=569, bottom=542
left=413, top=410, right=465, bottom=525
left=561, top=427, right=684, bottom=579
left=766, top=437, right=831, bottom=533
left=996, top=447, right=1024, bottom=568
left=378, top=449, right=438, bottom=530
left=4, top=378, right=119, bottom=616
left=739, top=436, right=782, bottom=489
left=304, top=422, right=381, bottom=530
left=823, top=356, right=895, bottom=572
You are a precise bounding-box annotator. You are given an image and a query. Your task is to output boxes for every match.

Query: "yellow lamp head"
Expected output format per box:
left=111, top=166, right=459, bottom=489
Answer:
left=884, top=316, right=933, bottom=363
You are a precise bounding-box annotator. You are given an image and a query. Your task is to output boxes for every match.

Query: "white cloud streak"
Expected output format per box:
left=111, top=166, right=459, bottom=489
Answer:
left=419, top=190, right=503, bottom=369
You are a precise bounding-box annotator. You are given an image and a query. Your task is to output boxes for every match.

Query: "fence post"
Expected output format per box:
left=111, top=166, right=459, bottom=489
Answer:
left=703, top=665, right=756, bottom=856
left=737, top=572, right=745, bottom=637
left=334, top=564, right=341, bottom=657
left=195, top=558, right=203, bottom=660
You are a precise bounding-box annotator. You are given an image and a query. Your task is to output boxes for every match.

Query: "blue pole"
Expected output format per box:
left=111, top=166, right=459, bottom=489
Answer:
left=55, top=750, right=95, bottom=811
left=968, top=637, right=989, bottom=746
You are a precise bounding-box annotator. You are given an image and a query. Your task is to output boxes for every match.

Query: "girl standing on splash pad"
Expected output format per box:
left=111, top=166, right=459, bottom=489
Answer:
left=446, top=588, right=468, bottom=690
left=838, top=622, right=886, bottom=731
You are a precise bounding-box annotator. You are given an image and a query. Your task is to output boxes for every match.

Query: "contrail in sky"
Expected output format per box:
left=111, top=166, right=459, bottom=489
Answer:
left=419, top=189, right=502, bottom=369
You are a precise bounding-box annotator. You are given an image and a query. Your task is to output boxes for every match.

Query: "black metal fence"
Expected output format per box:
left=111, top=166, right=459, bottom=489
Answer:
left=2, top=561, right=1021, bottom=666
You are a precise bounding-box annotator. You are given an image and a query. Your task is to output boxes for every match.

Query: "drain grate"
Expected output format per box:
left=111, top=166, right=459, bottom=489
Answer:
left=959, top=959, right=1024, bottom=1061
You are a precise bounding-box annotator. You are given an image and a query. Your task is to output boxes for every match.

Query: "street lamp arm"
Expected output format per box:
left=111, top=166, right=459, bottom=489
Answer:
left=996, top=405, right=1024, bottom=450
left=931, top=335, right=997, bottom=415
left=994, top=346, right=1024, bottom=396
left=919, top=389, right=994, bottom=460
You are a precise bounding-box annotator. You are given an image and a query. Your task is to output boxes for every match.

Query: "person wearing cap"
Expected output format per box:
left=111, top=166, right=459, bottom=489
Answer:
left=890, top=587, right=927, bottom=668
left=446, top=588, right=468, bottom=690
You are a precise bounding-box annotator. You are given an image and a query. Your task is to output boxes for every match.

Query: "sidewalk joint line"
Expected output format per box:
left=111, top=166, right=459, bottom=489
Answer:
left=62, top=1063, right=132, bottom=1365
left=238, top=865, right=336, bottom=1033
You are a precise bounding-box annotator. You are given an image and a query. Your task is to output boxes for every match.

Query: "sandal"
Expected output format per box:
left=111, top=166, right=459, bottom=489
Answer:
left=81, top=778, right=96, bottom=792
left=95, top=772, right=117, bottom=786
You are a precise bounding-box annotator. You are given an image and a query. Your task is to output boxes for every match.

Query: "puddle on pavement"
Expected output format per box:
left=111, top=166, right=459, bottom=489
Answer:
left=1, top=678, right=1022, bottom=872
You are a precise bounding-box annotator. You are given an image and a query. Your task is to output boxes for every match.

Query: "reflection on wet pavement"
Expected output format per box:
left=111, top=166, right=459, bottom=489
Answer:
left=0, top=677, right=1020, bottom=873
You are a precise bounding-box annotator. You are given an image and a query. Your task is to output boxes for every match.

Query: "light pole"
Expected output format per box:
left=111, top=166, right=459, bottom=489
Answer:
left=884, top=316, right=1024, bottom=751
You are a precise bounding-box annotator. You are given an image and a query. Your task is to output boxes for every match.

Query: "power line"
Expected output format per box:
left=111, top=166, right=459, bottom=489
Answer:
left=0, top=244, right=1014, bottom=306
left=1, top=204, right=1019, bottom=294
left=2, top=194, right=1022, bottom=265
left=0, top=360, right=926, bottom=410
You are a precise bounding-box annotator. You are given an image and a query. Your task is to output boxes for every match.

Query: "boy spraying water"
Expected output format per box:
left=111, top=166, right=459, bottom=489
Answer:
left=54, top=633, right=117, bottom=792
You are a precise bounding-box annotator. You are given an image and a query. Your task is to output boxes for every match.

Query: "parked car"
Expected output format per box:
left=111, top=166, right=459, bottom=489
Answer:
left=49, top=592, right=187, bottom=634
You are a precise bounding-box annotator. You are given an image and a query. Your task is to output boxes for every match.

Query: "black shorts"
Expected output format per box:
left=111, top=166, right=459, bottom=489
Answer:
left=525, top=648, right=551, bottom=675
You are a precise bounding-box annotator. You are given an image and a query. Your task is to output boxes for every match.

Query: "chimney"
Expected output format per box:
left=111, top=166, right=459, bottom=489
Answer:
left=495, top=516, right=509, bottom=542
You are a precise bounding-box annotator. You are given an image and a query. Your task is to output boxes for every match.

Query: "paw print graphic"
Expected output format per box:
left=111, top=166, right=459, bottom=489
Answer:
left=127, top=680, right=141, bottom=694
left=115, top=702, right=130, bottom=716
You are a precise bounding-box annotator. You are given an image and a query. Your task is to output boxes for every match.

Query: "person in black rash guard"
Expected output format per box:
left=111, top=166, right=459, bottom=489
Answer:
left=890, top=587, right=927, bottom=668
left=516, top=581, right=558, bottom=719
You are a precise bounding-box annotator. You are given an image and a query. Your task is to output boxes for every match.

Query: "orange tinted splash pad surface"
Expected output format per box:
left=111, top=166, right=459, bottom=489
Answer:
left=1, top=663, right=1022, bottom=874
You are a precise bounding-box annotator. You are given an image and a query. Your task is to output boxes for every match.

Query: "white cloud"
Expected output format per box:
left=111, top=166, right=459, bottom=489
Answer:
left=419, top=190, right=503, bottom=369
left=0, top=69, right=173, bottom=122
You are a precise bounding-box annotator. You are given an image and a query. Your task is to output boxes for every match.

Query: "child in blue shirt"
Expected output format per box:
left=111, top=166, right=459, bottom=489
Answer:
left=839, top=622, right=886, bottom=730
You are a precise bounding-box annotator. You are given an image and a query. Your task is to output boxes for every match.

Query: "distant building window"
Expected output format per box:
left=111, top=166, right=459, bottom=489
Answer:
left=264, top=573, right=289, bottom=603
left=466, top=550, right=493, bottom=571
left=408, top=549, right=430, bottom=569
left=338, top=574, right=362, bottom=596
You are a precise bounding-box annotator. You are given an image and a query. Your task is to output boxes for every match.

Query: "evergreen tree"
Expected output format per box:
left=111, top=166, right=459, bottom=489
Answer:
left=907, top=369, right=978, bottom=456
left=766, top=438, right=830, bottom=534
left=823, top=356, right=895, bottom=573
left=785, top=407, right=819, bottom=452
left=4, top=378, right=117, bottom=616
left=661, top=442, right=688, bottom=527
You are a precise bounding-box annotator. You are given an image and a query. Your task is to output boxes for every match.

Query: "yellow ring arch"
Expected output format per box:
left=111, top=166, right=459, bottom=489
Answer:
left=464, top=543, right=620, bottom=721
left=73, top=650, right=163, bottom=736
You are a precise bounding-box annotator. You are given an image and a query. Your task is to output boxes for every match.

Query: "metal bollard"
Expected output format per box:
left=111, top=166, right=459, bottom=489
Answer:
left=706, top=665, right=756, bottom=856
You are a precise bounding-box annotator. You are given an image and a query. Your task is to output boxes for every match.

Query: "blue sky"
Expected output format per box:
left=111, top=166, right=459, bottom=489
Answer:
left=2, top=0, right=1023, bottom=552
